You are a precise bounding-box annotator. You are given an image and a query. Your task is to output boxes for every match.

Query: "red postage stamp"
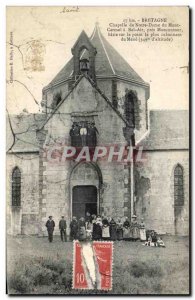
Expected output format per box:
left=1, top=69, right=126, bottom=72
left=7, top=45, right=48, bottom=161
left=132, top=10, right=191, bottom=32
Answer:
left=72, top=241, right=113, bottom=290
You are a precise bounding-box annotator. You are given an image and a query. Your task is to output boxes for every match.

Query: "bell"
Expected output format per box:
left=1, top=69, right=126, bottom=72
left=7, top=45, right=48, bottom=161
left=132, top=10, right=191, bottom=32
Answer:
left=80, top=58, right=89, bottom=72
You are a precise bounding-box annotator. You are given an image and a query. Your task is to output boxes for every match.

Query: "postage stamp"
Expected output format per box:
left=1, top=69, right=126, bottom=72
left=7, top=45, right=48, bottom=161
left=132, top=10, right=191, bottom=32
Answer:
left=72, top=241, right=113, bottom=290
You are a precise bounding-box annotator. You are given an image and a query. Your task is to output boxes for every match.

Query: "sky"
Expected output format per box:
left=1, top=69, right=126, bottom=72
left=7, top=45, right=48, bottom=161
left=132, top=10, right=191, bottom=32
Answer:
left=6, top=6, right=189, bottom=114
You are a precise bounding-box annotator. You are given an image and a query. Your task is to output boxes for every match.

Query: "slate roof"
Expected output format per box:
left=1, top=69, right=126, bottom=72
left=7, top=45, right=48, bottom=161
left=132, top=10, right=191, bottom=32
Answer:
left=48, top=23, right=146, bottom=87
left=139, top=110, right=189, bottom=150
left=7, top=113, right=46, bottom=152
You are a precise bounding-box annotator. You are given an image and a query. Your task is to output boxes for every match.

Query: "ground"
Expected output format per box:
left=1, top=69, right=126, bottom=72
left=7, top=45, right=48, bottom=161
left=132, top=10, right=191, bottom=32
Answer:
left=6, top=235, right=189, bottom=295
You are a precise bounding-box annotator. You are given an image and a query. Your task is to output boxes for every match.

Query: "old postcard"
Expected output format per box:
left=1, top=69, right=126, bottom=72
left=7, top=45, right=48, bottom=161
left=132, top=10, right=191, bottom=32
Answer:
left=6, top=6, right=189, bottom=295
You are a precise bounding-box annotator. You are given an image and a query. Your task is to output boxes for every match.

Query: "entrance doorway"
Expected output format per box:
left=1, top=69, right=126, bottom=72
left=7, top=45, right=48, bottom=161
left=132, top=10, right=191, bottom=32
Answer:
left=72, top=185, right=97, bottom=220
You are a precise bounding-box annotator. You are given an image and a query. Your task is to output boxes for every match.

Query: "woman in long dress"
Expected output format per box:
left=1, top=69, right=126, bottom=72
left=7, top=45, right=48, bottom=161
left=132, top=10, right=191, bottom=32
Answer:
left=123, top=217, right=130, bottom=241
left=78, top=217, right=86, bottom=241
left=116, top=218, right=123, bottom=241
left=92, top=215, right=97, bottom=240
left=139, top=218, right=146, bottom=241
left=93, top=215, right=102, bottom=240
left=130, top=215, right=140, bottom=241
left=86, top=220, right=93, bottom=240
left=102, top=217, right=110, bottom=240
left=109, top=218, right=117, bottom=241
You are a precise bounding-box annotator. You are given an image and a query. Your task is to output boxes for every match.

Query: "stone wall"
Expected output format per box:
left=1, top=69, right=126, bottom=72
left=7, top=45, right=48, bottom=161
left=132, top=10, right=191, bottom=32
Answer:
left=43, top=76, right=148, bottom=145
left=6, top=153, right=40, bottom=235
left=7, top=76, right=189, bottom=237
left=135, top=150, right=189, bottom=235
left=39, top=76, right=132, bottom=235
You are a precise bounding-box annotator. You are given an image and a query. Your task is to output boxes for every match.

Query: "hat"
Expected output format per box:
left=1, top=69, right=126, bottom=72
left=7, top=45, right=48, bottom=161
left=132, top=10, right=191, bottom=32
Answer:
left=61, top=216, right=64, bottom=218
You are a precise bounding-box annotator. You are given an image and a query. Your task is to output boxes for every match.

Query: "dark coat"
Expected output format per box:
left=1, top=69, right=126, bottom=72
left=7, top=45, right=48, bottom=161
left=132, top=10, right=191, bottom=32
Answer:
left=102, top=218, right=109, bottom=226
left=70, top=220, right=78, bottom=239
left=116, top=221, right=123, bottom=240
left=59, top=219, right=67, bottom=230
left=46, top=220, right=55, bottom=233
left=109, top=220, right=117, bottom=240
left=93, top=222, right=102, bottom=240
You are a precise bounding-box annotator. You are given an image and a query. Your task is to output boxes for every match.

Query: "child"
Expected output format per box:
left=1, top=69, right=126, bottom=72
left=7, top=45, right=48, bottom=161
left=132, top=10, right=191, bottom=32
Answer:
left=157, top=236, right=166, bottom=247
left=151, top=230, right=158, bottom=246
left=144, top=234, right=153, bottom=246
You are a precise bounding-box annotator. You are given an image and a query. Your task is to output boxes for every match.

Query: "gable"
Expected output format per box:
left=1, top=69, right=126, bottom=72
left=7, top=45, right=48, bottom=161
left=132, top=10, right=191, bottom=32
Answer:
left=57, top=76, right=99, bottom=114
left=42, top=75, right=128, bottom=131
left=43, top=76, right=128, bottom=146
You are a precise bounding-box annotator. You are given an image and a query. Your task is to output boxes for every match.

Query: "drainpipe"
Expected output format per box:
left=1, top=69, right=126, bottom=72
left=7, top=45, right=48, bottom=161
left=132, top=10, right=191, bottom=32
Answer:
left=123, top=126, right=134, bottom=221
left=130, top=155, right=134, bottom=218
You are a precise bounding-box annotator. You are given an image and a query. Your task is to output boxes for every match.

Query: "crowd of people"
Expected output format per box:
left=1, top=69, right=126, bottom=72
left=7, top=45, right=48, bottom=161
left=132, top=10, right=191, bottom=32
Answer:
left=69, top=214, right=144, bottom=241
left=45, top=213, right=165, bottom=247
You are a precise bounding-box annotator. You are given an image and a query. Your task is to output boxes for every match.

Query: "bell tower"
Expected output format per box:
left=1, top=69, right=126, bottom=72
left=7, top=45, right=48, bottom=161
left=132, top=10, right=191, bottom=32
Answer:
left=71, top=30, right=97, bottom=82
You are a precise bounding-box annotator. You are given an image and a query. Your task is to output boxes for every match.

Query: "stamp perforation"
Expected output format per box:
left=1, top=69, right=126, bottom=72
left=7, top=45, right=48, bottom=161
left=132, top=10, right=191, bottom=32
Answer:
left=72, top=240, right=113, bottom=291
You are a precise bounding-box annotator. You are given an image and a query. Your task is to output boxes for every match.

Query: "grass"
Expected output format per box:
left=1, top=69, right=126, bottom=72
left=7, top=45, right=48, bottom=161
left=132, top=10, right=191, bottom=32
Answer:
left=6, top=235, right=189, bottom=295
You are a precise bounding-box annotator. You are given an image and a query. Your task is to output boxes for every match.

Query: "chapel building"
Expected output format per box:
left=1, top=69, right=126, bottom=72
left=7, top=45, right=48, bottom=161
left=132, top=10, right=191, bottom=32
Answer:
left=7, top=24, right=189, bottom=236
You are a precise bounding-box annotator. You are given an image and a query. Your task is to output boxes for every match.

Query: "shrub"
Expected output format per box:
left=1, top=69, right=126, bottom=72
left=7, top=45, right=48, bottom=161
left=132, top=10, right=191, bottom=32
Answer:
left=60, top=270, right=72, bottom=290
left=33, top=266, right=59, bottom=286
left=40, top=258, right=65, bottom=275
left=8, top=272, right=32, bottom=294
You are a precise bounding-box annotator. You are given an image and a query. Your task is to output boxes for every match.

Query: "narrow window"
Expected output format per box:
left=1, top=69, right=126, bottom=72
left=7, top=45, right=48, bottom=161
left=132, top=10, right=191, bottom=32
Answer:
left=174, top=164, right=184, bottom=206
left=112, top=80, right=118, bottom=109
left=12, top=167, right=21, bottom=207
left=124, top=92, right=135, bottom=127
left=54, top=92, right=62, bottom=107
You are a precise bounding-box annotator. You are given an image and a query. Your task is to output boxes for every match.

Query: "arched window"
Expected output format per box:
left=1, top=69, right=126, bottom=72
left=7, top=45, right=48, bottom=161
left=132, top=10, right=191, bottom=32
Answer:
left=12, top=167, right=21, bottom=207
left=174, top=164, right=184, bottom=206
left=124, top=92, right=135, bottom=127
left=53, top=92, right=62, bottom=108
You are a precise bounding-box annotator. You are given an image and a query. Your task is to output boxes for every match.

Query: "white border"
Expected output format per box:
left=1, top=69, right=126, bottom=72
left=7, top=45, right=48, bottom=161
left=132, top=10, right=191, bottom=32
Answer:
left=1, top=2, right=193, bottom=300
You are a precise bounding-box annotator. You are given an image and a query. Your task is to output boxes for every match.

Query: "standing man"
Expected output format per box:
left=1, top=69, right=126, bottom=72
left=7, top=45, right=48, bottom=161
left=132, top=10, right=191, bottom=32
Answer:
left=59, top=216, right=67, bottom=242
left=45, top=216, right=55, bottom=242
left=70, top=216, right=78, bottom=241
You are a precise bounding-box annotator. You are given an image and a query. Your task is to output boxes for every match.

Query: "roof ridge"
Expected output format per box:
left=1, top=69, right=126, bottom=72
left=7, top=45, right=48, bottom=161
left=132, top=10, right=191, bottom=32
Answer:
left=96, top=25, right=115, bottom=75
left=100, top=33, right=145, bottom=84
left=47, top=24, right=147, bottom=87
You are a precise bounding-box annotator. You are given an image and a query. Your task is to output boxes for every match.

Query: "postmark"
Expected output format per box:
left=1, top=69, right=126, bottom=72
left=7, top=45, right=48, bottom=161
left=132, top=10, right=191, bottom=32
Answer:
left=73, top=241, right=113, bottom=290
